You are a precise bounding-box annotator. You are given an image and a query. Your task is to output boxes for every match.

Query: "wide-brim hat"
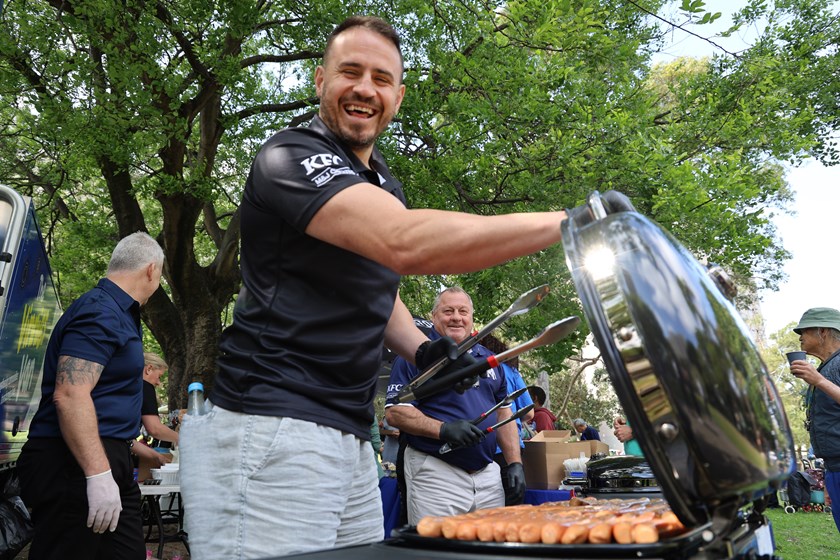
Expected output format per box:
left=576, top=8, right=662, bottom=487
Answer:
left=794, top=307, right=840, bottom=334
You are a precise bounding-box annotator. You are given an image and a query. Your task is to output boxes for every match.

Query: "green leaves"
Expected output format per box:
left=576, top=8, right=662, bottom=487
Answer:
left=680, top=0, right=707, bottom=13
left=0, top=0, right=837, bottom=397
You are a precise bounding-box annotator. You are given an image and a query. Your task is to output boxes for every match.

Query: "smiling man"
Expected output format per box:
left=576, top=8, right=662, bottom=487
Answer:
left=385, top=287, right=525, bottom=526
left=179, top=15, right=577, bottom=559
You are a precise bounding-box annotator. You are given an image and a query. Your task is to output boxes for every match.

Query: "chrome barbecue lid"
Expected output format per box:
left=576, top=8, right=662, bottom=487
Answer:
left=561, top=192, right=795, bottom=528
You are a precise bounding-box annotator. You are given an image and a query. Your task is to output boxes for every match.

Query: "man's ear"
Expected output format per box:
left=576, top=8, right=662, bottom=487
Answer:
left=394, top=83, right=406, bottom=113
left=315, top=65, right=325, bottom=97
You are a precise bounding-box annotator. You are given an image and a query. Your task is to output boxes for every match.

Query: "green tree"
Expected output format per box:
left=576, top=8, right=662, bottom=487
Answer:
left=0, top=0, right=837, bottom=407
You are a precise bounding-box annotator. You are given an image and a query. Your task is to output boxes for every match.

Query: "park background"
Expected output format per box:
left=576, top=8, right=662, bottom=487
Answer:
left=3, top=1, right=839, bottom=558
left=1, top=0, right=839, bottom=484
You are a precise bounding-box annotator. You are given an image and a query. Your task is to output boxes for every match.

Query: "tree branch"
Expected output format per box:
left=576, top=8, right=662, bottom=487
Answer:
left=154, top=1, right=212, bottom=80
left=625, top=0, right=740, bottom=59
left=241, top=51, right=322, bottom=68
left=234, top=98, right=319, bottom=122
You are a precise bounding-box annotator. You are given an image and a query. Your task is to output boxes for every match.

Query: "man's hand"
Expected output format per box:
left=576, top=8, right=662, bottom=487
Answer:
left=566, top=190, right=636, bottom=228
left=790, top=360, right=824, bottom=387
left=614, top=424, right=634, bottom=443
left=416, top=338, right=481, bottom=394
left=154, top=451, right=172, bottom=467
left=439, top=420, right=485, bottom=448
left=415, top=337, right=457, bottom=369
left=506, top=462, right=526, bottom=504
left=85, top=470, right=122, bottom=533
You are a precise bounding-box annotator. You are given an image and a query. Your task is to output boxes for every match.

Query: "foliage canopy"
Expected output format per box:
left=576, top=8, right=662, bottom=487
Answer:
left=0, top=0, right=837, bottom=405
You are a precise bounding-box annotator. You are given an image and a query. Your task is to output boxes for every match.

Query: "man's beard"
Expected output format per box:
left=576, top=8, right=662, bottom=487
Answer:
left=320, top=96, right=391, bottom=149
left=334, top=123, right=377, bottom=148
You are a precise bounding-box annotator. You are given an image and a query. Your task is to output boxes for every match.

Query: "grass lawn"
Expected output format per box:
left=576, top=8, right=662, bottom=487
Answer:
left=767, top=507, right=839, bottom=559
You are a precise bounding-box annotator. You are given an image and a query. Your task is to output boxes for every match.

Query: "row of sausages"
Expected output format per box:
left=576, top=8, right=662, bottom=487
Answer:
left=415, top=496, right=686, bottom=545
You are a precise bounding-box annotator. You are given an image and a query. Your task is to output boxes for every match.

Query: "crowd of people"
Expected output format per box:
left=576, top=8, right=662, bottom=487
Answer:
left=16, top=12, right=840, bottom=560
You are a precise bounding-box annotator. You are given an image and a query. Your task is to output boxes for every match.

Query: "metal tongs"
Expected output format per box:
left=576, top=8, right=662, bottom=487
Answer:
left=399, top=316, right=581, bottom=403
left=397, top=285, right=550, bottom=402
left=470, top=386, right=528, bottom=426
left=438, top=387, right=527, bottom=454
left=439, top=403, right=536, bottom=454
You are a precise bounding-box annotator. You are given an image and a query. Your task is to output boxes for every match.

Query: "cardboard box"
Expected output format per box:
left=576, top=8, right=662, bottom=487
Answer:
left=137, top=454, right=155, bottom=482
left=522, top=430, right=572, bottom=489
left=522, top=430, right=610, bottom=489
left=135, top=444, right=173, bottom=481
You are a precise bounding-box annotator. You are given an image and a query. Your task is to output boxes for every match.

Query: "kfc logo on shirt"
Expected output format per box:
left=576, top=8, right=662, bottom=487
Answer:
left=312, top=166, right=356, bottom=187
left=300, top=153, right=357, bottom=187
left=300, top=153, right=344, bottom=175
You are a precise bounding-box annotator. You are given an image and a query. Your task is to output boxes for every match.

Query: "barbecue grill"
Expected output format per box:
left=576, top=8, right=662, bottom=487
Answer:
left=275, top=192, right=794, bottom=560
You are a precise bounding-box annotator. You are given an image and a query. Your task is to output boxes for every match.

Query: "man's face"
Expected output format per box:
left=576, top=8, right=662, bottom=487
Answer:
left=799, top=327, right=820, bottom=354
left=575, top=425, right=585, bottom=434
left=432, top=291, right=474, bottom=344
left=315, top=27, right=405, bottom=153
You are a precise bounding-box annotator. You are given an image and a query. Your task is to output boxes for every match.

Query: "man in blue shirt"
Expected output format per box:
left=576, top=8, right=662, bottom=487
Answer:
left=496, top=363, right=534, bottom=504
left=385, top=287, right=526, bottom=525
left=18, top=232, right=164, bottom=560
left=573, top=418, right=601, bottom=441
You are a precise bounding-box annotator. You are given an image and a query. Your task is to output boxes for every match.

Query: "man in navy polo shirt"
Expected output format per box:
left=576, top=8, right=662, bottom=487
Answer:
left=573, top=418, right=601, bottom=441
left=385, top=287, right=526, bottom=524
left=18, top=232, right=164, bottom=560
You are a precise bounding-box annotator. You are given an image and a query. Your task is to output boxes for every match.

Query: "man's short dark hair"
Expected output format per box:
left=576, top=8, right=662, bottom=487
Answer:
left=324, top=15, right=404, bottom=72
left=528, top=385, right=546, bottom=406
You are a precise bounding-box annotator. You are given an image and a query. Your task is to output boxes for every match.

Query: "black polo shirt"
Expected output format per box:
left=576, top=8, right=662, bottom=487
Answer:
left=213, top=116, right=405, bottom=439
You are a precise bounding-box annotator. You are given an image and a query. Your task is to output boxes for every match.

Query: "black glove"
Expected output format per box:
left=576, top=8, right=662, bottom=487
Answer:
left=566, top=190, right=636, bottom=228
left=506, top=462, right=526, bottom=505
left=415, top=337, right=458, bottom=370
left=439, top=420, right=486, bottom=448
left=416, top=338, right=481, bottom=395
left=449, top=351, right=480, bottom=393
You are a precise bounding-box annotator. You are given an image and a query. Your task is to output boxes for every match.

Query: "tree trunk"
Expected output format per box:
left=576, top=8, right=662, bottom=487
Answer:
left=141, top=191, right=240, bottom=410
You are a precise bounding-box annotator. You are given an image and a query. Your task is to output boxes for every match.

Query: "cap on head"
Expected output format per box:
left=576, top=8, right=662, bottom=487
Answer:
left=794, top=307, right=840, bottom=334
left=573, top=418, right=586, bottom=428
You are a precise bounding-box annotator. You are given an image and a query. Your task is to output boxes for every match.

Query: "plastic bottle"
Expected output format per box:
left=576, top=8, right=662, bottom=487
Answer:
left=187, top=382, right=206, bottom=415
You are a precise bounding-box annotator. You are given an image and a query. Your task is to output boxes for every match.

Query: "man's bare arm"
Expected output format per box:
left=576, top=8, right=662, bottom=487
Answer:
left=306, top=182, right=565, bottom=275
left=495, top=407, right=522, bottom=464
left=792, top=361, right=840, bottom=405
left=385, top=404, right=443, bottom=439
left=53, top=356, right=111, bottom=476
left=384, top=292, right=429, bottom=363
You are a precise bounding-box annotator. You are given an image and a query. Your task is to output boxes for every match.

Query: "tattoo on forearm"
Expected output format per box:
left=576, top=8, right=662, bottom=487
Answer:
left=56, top=356, right=103, bottom=386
